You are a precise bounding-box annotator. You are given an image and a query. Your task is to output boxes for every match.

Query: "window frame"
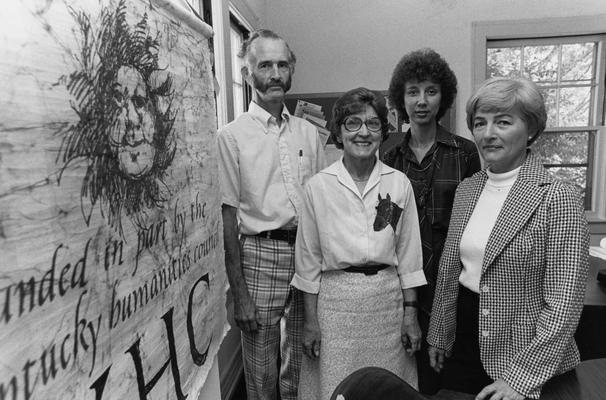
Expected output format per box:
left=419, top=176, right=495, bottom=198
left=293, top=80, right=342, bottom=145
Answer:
left=486, top=35, right=605, bottom=209
left=209, top=0, right=258, bottom=126
left=472, top=16, right=606, bottom=222
left=229, top=14, right=251, bottom=119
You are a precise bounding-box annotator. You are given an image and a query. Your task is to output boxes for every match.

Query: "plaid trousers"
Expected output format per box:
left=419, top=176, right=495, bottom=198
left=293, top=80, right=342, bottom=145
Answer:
left=240, top=235, right=304, bottom=400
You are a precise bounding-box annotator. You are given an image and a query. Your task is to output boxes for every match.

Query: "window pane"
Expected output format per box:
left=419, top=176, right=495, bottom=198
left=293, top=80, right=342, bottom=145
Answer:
left=233, top=82, right=244, bottom=118
left=532, top=131, right=588, bottom=164
left=538, top=88, right=558, bottom=128
left=561, top=43, right=595, bottom=82
left=486, top=35, right=604, bottom=211
left=487, top=47, right=521, bottom=78
left=523, top=45, right=558, bottom=83
left=545, top=166, right=587, bottom=195
left=558, top=86, right=591, bottom=127
left=230, top=26, right=243, bottom=84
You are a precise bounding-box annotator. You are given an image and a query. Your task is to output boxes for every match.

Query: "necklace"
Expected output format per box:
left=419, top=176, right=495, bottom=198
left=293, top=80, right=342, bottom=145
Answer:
left=352, top=176, right=369, bottom=182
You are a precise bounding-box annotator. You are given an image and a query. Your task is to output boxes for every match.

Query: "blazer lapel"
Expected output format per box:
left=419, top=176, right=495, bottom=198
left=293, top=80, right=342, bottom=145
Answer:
left=482, top=154, right=552, bottom=270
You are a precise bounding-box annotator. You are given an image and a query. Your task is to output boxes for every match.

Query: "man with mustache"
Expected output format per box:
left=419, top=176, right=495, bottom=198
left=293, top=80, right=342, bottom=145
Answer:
left=217, top=30, right=325, bottom=400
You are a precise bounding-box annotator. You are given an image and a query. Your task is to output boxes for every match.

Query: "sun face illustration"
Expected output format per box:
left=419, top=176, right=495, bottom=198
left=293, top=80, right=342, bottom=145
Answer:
left=58, top=1, right=177, bottom=235
left=111, top=65, right=159, bottom=179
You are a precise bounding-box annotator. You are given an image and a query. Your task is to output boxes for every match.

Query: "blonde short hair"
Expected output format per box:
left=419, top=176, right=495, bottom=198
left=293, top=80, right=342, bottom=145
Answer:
left=466, top=77, right=547, bottom=144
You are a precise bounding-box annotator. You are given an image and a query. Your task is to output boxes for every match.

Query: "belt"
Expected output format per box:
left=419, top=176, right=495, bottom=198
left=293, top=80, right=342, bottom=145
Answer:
left=253, top=229, right=297, bottom=245
left=343, top=264, right=391, bottom=276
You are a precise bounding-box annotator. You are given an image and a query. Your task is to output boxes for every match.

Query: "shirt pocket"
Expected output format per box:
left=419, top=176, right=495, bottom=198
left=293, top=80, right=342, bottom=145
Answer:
left=298, top=156, right=314, bottom=185
left=510, top=316, right=536, bottom=354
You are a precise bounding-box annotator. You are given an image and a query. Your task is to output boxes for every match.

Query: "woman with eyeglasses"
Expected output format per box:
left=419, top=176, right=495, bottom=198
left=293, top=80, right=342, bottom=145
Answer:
left=291, top=87, right=427, bottom=400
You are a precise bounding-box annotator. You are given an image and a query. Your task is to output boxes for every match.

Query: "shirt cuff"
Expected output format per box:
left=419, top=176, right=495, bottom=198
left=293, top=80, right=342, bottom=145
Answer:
left=221, top=196, right=239, bottom=208
left=398, top=270, right=427, bottom=289
left=291, top=273, right=320, bottom=294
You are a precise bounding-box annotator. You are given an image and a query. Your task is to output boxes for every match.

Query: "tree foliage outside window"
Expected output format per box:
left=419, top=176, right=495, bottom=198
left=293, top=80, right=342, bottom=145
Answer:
left=486, top=37, right=604, bottom=208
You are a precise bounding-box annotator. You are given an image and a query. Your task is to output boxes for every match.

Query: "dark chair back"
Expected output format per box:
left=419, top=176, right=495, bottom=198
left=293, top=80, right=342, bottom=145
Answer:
left=329, top=367, right=428, bottom=400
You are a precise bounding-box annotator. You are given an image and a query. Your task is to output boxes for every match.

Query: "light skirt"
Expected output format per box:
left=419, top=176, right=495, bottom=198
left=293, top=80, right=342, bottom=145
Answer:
left=297, top=267, right=417, bottom=400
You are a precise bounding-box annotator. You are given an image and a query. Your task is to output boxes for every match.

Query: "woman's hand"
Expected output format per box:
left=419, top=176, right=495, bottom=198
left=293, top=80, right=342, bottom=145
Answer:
left=428, top=345, right=448, bottom=373
left=302, top=319, right=321, bottom=359
left=475, top=378, right=524, bottom=400
left=401, top=312, right=422, bottom=355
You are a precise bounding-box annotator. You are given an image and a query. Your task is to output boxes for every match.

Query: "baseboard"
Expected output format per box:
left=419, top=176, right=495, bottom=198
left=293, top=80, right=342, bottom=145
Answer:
left=220, top=343, right=243, bottom=400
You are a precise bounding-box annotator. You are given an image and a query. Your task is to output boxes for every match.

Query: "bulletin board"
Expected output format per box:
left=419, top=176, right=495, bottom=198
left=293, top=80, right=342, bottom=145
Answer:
left=0, top=1, right=227, bottom=399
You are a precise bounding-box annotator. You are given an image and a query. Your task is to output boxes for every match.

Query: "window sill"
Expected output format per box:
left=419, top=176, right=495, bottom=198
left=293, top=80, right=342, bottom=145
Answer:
left=588, top=220, right=606, bottom=236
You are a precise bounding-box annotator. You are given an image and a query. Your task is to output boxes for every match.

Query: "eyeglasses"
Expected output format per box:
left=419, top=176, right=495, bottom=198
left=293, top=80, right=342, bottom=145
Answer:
left=343, top=116, right=382, bottom=133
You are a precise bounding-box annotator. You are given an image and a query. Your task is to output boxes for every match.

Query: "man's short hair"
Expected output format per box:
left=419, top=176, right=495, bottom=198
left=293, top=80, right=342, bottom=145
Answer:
left=237, top=29, right=296, bottom=66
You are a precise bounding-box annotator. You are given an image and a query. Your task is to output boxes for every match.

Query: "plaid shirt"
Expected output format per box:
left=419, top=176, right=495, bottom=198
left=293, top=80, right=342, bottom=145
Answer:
left=383, top=126, right=480, bottom=313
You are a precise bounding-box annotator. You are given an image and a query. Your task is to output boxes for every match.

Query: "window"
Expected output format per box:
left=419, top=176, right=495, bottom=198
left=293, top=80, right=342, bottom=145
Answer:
left=184, top=0, right=227, bottom=129
left=230, top=16, right=251, bottom=119
left=486, top=36, right=606, bottom=209
left=473, top=17, right=606, bottom=220
left=184, top=0, right=208, bottom=19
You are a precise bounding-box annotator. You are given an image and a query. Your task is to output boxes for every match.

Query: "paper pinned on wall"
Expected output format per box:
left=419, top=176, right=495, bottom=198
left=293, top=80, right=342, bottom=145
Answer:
left=303, top=113, right=327, bottom=128
left=294, top=100, right=324, bottom=119
left=294, top=100, right=330, bottom=146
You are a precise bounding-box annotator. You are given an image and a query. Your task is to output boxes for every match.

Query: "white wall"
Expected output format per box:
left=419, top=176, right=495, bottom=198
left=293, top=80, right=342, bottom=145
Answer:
left=263, top=0, right=606, bottom=137
left=237, top=0, right=264, bottom=20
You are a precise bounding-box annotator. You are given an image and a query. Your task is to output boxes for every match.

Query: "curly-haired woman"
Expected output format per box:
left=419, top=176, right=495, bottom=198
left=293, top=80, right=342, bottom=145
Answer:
left=383, top=48, right=481, bottom=395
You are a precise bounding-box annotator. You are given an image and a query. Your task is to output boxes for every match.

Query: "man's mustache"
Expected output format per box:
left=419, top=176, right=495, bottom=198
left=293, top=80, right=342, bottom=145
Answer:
left=266, top=80, right=287, bottom=89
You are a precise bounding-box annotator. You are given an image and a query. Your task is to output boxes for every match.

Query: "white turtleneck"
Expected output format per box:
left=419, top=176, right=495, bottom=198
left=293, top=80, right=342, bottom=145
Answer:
left=459, top=167, right=521, bottom=293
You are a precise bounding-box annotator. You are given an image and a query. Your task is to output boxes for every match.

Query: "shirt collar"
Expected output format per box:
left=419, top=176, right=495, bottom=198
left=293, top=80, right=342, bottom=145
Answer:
left=323, top=156, right=393, bottom=178
left=400, top=124, right=461, bottom=152
left=476, top=150, right=554, bottom=186
left=323, top=157, right=393, bottom=197
left=519, top=150, right=554, bottom=185
left=247, top=101, right=291, bottom=130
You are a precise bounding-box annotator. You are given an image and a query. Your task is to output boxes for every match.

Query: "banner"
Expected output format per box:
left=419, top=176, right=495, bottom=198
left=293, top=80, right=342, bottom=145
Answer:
left=0, top=1, right=227, bottom=399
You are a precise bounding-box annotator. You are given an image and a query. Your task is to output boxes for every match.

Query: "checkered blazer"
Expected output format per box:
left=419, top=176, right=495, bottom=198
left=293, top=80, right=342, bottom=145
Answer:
left=427, top=153, right=589, bottom=399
